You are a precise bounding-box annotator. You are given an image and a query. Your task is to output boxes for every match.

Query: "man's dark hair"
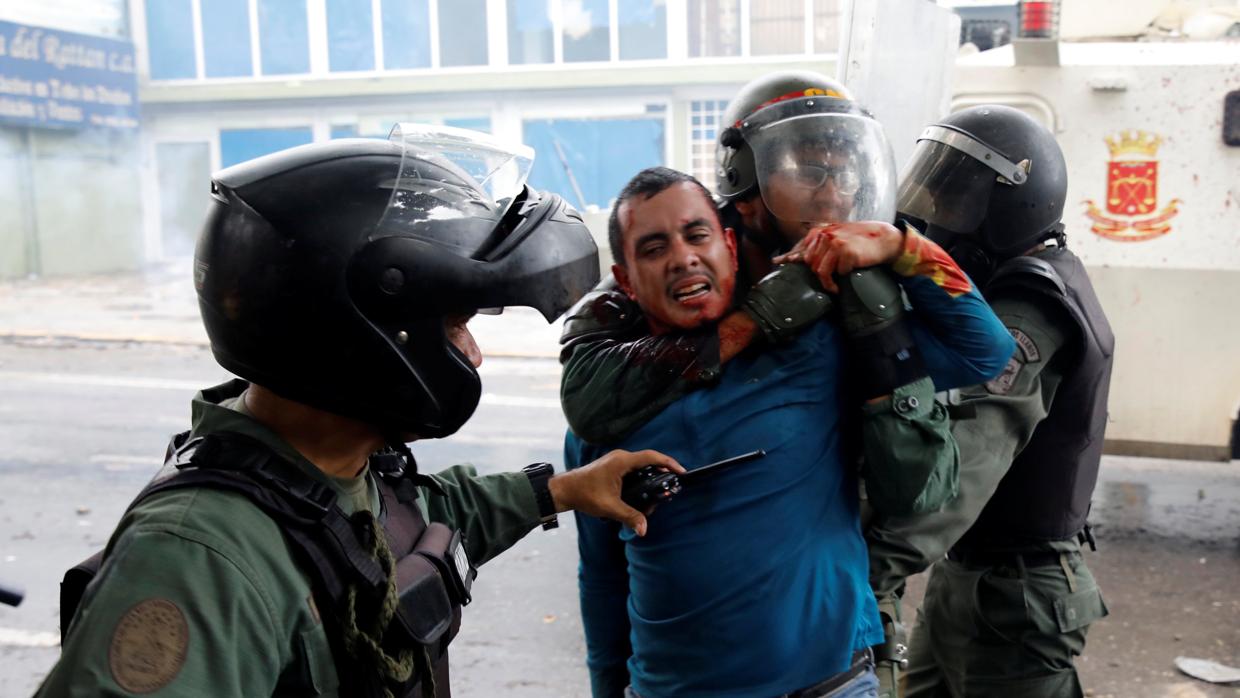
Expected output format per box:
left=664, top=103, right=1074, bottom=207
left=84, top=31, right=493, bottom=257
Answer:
left=608, top=167, right=719, bottom=266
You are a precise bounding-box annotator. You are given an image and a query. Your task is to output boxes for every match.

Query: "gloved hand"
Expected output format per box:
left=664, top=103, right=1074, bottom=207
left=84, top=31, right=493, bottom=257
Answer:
left=741, top=263, right=834, bottom=344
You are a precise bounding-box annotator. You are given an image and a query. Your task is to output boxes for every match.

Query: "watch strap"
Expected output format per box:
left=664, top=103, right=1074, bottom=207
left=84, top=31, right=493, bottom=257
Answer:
left=522, top=463, right=558, bottom=530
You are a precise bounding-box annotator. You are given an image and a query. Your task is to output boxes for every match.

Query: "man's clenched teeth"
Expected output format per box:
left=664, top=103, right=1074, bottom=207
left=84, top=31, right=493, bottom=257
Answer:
left=672, top=282, right=711, bottom=302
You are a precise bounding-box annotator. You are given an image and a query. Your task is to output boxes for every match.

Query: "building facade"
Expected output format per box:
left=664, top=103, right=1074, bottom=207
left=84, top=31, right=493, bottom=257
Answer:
left=0, top=1, right=142, bottom=278
left=133, top=0, right=842, bottom=265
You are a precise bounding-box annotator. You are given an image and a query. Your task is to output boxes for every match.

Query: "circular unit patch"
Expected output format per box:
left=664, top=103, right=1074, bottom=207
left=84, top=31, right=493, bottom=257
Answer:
left=108, top=598, right=190, bottom=693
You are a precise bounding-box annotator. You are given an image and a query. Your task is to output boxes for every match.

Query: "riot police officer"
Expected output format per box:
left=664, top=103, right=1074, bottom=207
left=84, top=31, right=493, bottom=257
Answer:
left=866, top=105, right=1114, bottom=697
left=38, top=125, right=681, bottom=698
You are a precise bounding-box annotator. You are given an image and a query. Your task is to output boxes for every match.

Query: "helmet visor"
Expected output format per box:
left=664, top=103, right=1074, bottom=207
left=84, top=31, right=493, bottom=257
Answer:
left=376, top=122, right=534, bottom=252
left=897, top=138, right=999, bottom=234
left=357, top=123, right=597, bottom=322
left=745, top=100, right=897, bottom=228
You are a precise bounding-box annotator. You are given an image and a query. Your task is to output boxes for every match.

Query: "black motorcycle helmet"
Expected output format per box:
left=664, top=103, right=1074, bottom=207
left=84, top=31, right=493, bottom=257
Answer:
left=896, top=105, right=1067, bottom=284
left=196, top=125, right=599, bottom=438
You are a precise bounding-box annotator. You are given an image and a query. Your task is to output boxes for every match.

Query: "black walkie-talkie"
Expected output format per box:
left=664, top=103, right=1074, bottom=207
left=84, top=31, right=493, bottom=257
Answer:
left=621, top=450, right=765, bottom=509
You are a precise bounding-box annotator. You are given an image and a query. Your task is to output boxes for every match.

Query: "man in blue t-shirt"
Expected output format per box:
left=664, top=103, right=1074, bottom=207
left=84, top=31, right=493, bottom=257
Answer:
left=566, top=167, right=1013, bottom=698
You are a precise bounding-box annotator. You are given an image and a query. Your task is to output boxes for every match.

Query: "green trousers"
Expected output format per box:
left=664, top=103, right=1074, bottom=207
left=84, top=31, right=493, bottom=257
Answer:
left=904, top=545, right=1107, bottom=698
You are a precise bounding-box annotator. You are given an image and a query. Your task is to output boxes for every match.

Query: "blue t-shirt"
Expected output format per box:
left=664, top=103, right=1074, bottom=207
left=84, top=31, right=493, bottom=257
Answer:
left=568, top=278, right=1014, bottom=698
left=569, top=321, right=881, bottom=698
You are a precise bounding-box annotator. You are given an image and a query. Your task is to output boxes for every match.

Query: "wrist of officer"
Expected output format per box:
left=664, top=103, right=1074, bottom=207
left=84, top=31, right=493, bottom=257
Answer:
left=522, top=463, right=560, bottom=530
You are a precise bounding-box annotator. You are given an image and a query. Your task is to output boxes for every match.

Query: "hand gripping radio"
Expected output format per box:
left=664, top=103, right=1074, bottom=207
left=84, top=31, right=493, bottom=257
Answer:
left=620, top=450, right=766, bottom=509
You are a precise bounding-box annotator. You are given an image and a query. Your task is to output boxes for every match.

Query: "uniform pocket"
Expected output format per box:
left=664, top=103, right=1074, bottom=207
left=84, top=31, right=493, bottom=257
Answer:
left=973, top=571, right=1029, bottom=644
left=297, top=626, right=340, bottom=695
left=860, top=378, right=959, bottom=516
left=1053, top=586, right=1108, bottom=633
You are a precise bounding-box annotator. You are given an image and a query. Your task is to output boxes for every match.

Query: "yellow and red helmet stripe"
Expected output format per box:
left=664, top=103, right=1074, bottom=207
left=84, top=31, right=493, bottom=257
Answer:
left=734, top=87, right=851, bottom=128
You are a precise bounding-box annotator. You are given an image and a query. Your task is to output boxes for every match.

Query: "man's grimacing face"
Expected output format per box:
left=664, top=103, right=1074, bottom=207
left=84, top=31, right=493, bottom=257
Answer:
left=613, top=182, right=739, bottom=334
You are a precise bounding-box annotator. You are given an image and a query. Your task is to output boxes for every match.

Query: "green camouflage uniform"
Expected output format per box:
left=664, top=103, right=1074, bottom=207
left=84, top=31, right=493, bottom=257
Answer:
left=38, top=381, right=543, bottom=697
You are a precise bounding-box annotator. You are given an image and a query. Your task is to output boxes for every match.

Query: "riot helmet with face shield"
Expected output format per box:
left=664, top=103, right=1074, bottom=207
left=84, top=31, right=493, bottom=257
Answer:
left=741, top=97, right=897, bottom=234
left=896, top=105, right=1067, bottom=285
left=715, top=71, right=897, bottom=235
left=197, top=124, right=599, bottom=438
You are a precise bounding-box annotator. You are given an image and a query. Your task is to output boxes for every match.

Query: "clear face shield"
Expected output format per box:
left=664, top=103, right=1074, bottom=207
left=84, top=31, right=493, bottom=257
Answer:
left=376, top=122, right=535, bottom=255
left=364, top=122, right=598, bottom=322
left=743, top=99, right=897, bottom=231
left=896, top=125, right=1029, bottom=235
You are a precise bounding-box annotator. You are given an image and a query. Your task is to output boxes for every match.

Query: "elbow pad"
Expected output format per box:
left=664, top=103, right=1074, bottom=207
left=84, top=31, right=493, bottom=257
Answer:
left=838, top=268, right=928, bottom=400
left=742, top=263, right=834, bottom=345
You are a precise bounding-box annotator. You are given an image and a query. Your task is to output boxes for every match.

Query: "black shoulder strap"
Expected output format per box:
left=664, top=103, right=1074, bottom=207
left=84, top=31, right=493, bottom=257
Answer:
left=987, top=254, right=1067, bottom=299
left=167, top=432, right=393, bottom=595
left=63, top=431, right=444, bottom=697
left=369, top=447, right=437, bottom=558
left=61, top=431, right=414, bottom=638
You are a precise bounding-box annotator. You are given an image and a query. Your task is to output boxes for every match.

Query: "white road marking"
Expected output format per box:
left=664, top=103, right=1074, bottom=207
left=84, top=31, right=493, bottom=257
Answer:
left=89, top=454, right=165, bottom=471
left=444, top=434, right=563, bottom=449
left=478, top=357, right=562, bottom=377
left=478, top=393, right=560, bottom=409
left=3, top=360, right=562, bottom=387
left=0, top=627, right=59, bottom=648
left=0, top=371, right=202, bottom=391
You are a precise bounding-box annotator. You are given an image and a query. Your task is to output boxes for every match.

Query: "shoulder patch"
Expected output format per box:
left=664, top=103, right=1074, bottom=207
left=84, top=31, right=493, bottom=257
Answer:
left=1010, top=328, right=1040, bottom=363
left=985, top=357, right=1022, bottom=395
left=109, top=598, right=190, bottom=694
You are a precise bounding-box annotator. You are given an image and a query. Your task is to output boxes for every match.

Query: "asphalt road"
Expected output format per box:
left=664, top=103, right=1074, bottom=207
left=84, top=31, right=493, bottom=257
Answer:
left=1, top=338, right=1237, bottom=697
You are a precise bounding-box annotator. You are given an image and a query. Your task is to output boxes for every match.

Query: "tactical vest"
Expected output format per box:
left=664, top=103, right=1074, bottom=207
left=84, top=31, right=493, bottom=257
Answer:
left=61, top=430, right=472, bottom=698
left=955, top=246, right=1115, bottom=549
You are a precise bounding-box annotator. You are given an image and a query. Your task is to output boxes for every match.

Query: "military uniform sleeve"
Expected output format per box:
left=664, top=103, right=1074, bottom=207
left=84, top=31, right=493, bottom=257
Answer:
left=37, top=527, right=283, bottom=697
left=565, top=434, right=632, bottom=698
left=853, top=231, right=1012, bottom=517
left=560, top=329, right=721, bottom=444
left=867, top=292, right=1074, bottom=599
left=422, top=466, right=542, bottom=567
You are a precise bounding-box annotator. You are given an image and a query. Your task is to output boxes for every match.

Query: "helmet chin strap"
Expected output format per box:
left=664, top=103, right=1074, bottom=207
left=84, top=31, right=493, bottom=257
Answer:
left=951, top=241, right=997, bottom=289
left=370, top=438, right=418, bottom=477
left=924, top=223, right=998, bottom=289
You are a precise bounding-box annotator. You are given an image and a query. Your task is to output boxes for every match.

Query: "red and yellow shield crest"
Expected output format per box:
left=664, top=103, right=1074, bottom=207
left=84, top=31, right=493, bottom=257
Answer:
left=1083, top=130, right=1181, bottom=241
left=1107, top=160, right=1157, bottom=216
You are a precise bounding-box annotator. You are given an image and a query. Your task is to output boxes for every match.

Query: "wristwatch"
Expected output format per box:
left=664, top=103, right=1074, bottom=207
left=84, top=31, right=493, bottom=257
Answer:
left=522, top=462, right=559, bottom=530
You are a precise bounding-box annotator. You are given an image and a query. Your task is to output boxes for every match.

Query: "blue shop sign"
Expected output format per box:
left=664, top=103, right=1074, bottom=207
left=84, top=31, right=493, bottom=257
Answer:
left=0, top=20, right=139, bottom=130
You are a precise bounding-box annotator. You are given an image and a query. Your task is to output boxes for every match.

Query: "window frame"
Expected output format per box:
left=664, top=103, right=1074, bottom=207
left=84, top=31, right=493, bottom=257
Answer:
left=136, top=0, right=839, bottom=84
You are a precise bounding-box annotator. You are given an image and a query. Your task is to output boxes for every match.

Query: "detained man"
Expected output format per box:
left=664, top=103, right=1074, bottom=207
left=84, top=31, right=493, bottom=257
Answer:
left=567, top=167, right=1012, bottom=698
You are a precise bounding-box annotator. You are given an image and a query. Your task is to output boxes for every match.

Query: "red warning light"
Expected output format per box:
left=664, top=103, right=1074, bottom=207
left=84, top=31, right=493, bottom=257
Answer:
left=1020, top=1, right=1059, bottom=39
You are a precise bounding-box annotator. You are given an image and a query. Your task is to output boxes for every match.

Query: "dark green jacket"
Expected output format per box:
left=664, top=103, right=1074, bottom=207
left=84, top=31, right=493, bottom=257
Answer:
left=38, top=381, right=542, bottom=697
